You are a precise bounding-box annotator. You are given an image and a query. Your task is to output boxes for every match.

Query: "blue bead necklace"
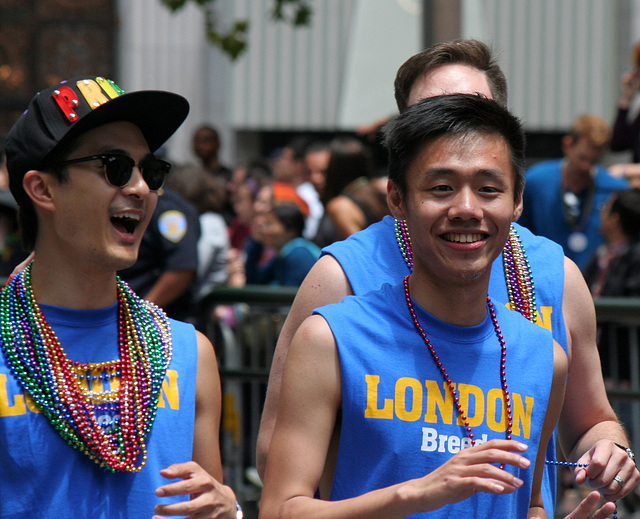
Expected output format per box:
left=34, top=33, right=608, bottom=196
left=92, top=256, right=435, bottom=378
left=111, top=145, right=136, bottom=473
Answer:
left=545, top=460, right=617, bottom=518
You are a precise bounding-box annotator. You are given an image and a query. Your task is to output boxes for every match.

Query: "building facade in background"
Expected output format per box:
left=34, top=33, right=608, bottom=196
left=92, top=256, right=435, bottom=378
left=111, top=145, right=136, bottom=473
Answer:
left=2, top=0, right=640, bottom=167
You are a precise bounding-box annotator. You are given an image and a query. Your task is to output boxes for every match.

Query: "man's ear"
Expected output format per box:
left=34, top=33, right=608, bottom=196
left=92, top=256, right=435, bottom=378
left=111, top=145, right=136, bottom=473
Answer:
left=23, top=170, right=56, bottom=212
left=387, top=179, right=407, bottom=220
left=513, top=192, right=524, bottom=222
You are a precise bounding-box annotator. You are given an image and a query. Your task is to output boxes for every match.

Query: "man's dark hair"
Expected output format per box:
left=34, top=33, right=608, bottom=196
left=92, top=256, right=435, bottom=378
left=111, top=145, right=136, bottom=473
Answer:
left=610, top=189, right=640, bottom=239
left=394, top=39, right=507, bottom=113
left=194, top=125, right=220, bottom=145
left=304, top=140, right=330, bottom=156
left=286, top=136, right=311, bottom=161
left=322, top=136, right=374, bottom=204
left=383, top=94, right=525, bottom=201
left=17, top=142, right=74, bottom=252
left=272, top=202, right=306, bottom=237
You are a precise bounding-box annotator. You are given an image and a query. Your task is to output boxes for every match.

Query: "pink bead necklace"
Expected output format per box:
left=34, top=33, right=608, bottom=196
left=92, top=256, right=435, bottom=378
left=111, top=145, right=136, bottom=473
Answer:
left=403, top=275, right=512, bottom=468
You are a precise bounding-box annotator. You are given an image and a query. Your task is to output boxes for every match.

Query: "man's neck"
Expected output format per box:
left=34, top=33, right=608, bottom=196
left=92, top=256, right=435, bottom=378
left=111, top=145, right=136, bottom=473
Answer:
left=29, top=256, right=119, bottom=310
left=562, top=162, right=594, bottom=194
left=407, top=271, right=490, bottom=327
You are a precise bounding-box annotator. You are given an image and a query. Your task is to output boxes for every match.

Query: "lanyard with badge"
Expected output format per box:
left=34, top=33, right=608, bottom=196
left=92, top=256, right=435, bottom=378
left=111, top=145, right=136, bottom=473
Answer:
left=562, top=185, right=594, bottom=254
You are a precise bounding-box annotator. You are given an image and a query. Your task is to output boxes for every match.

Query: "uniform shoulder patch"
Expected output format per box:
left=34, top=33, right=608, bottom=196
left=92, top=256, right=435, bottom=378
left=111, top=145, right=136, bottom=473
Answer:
left=158, top=210, right=188, bottom=243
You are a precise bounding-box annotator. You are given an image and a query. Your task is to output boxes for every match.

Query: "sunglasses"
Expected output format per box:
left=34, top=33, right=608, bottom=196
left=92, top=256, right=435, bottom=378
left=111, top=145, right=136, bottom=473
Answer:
left=50, top=153, right=171, bottom=191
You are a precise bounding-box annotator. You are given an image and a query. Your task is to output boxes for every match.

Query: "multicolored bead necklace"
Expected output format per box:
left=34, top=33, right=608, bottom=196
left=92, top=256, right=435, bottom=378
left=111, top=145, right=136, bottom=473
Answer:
left=0, top=263, right=173, bottom=473
left=395, top=219, right=538, bottom=323
left=394, top=218, right=414, bottom=271
left=503, top=228, right=537, bottom=323
left=403, top=275, right=512, bottom=468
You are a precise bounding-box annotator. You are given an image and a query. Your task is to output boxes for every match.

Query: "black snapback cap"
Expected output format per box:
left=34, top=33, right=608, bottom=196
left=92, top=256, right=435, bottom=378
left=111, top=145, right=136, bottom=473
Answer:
left=5, top=76, right=189, bottom=204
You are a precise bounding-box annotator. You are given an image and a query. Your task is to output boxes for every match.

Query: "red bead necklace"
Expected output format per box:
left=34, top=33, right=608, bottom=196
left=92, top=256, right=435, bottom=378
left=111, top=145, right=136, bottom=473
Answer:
left=403, top=275, right=512, bottom=467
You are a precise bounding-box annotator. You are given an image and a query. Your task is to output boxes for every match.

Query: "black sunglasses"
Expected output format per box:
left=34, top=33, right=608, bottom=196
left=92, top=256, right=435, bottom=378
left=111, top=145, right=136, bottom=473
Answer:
left=50, top=153, right=171, bottom=191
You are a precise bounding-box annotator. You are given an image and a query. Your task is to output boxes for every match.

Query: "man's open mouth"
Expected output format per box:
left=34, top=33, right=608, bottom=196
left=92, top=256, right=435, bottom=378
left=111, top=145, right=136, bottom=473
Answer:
left=111, top=212, right=141, bottom=235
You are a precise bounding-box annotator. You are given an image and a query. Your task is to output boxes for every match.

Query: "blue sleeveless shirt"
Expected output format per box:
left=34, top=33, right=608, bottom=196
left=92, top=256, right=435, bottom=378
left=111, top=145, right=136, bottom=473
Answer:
left=322, top=216, right=567, bottom=516
left=316, top=282, right=556, bottom=518
left=0, top=303, right=198, bottom=518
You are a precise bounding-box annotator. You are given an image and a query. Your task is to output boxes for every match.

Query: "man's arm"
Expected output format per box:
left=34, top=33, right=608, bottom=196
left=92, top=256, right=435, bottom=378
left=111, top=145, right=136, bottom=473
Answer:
left=144, top=270, right=196, bottom=309
left=154, top=331, right=236, bottom=518
left=326, top=196, right=367, bottom=240
left=260, top=316, right=532, bottom=519
left=529, top=340, right=569, bottom=518
left=256, top=254, right=353, bottom=478
left=559, top=257, right=640, bottom=496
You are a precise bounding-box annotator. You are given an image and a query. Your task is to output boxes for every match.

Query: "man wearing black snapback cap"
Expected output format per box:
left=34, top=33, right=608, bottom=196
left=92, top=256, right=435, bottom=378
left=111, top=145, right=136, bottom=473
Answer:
left=0, top=77, right=238, bottom=518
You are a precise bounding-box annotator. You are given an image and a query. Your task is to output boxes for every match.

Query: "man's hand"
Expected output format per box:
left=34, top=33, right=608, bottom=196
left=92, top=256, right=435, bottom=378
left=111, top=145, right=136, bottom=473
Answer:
left=574, top=440, right=640, bottom=501
left=530, top=491, right=617, bottom=519
left=563, top=491, right=616, bottom=519
left=400, top=440, right=531, bottom=513
left=153, top=461, right=237, bottom=519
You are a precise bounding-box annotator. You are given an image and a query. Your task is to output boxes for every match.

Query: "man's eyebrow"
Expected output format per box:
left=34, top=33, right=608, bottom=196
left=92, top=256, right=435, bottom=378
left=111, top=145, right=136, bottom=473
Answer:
left=421, top=167, right=509, bottom=179
left=96, top=147, right=130, bottom=155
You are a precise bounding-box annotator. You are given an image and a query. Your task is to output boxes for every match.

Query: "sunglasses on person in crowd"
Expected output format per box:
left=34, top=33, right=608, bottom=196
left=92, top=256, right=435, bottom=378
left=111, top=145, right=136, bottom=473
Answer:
left=49, top=153, right=171, bottom=191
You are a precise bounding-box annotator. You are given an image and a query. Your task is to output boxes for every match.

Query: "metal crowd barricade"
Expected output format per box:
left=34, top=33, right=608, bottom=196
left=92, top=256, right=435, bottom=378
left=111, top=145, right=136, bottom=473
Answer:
left=197, top=289, right=640, bottom=515
left=197, top=285, right=298, bottom=513
left=554, top=297, right=640, bottom=518
left=593, top=297, right=640, bottom=452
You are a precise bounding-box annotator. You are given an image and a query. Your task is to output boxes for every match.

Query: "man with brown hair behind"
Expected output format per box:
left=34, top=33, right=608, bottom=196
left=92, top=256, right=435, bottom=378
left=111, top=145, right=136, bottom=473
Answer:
left=519, top=114, right=629, bottom=270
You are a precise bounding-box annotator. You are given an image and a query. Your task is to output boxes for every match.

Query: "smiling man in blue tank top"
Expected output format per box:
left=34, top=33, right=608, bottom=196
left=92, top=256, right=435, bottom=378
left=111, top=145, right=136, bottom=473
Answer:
left=0, top=77, right=238, bottom=518
left=261, top=94, right=569, bottom=518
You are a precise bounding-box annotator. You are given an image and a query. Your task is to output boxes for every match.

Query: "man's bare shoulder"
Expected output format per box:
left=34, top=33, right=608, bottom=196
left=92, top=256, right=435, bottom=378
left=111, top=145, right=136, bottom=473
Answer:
left=291, top=314, right=337, bottom=356
left=284, top=314, right=341, bottom=407
left=563, top=255, right=591, bottom=302
left=562, top=255, right=597, bottom=361
left=301, top=254, right=354, bottom=301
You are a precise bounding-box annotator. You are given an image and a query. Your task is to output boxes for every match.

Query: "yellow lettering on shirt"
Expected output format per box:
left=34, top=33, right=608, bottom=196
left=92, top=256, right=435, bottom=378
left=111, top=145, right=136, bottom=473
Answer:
left=536, top=306, right=553, bottom=333
left=365, top=375, right=393, bottom=419
left=486, top=387, right=507, bottom=432
left=0, top=374, right=26, bottom=417
left=158, top=369, right=180, bottom=410
left=2, top=368, right=181, bottom=416
left=506, top=302, right=553, bottom=333
left=458, top=383, right=484, bottom=427
left=365, top=375, right=534, bottom=440
left=512, top=393, right=534, bottom=438
left=424, top=380, right=453, bottom=424
left=394, top=377, right=423, bottom=421
left=25, top=392, right=40, bottom=413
